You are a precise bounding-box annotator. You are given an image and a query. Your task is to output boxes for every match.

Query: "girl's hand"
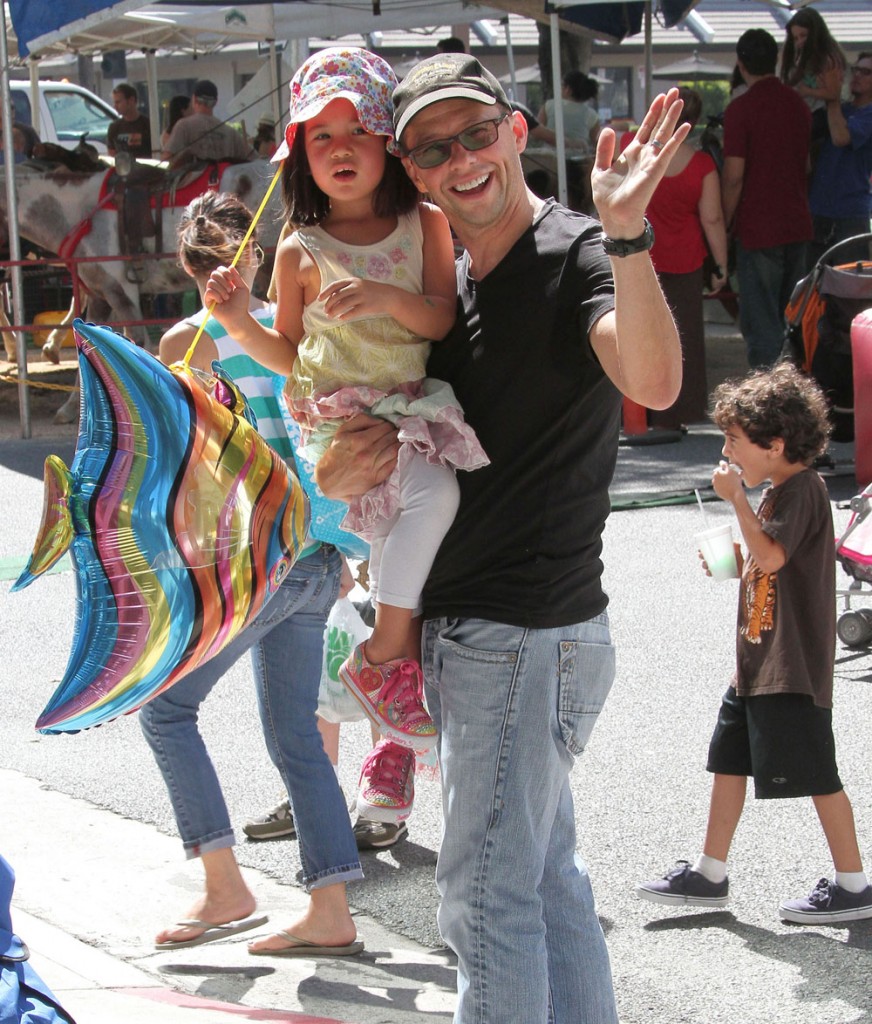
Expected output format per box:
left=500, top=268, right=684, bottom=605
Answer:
left=320, top=277, right=394, bottom=321
left=712, top=460, right=744, bottom=503
left=204, top=265, right=252, bottom=330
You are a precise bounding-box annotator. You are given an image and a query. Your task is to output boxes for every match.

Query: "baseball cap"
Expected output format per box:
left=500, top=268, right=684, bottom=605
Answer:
left=273, top=46, right=398, bottom=163
left=393, top=54, right=509, bottom=143
left=192, top=79, right=218, bottom=103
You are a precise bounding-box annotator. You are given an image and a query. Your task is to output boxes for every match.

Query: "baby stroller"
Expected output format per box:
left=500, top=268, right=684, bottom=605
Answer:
left=835, top=481, right=872, bottom=647
left=783, top=233, right=872, bottom=442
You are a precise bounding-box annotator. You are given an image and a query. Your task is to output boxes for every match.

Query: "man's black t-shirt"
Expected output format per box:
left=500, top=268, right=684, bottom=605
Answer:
left=107, top=114, right=152, bottom=157
left=424, top=200, right=619, bottom=628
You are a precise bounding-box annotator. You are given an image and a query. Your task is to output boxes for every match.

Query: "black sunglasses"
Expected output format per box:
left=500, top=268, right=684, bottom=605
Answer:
left=405, top=114, right=509, bottom=169
left=850, top=64, right=872, bottom=76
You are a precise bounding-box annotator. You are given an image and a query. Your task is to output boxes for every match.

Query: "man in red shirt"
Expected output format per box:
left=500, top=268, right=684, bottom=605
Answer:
left=722, top=29, right=813, bottom=368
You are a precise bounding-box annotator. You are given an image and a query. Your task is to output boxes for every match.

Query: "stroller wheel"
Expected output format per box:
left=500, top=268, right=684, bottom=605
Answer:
left=837, top=610, right=872, bottom=648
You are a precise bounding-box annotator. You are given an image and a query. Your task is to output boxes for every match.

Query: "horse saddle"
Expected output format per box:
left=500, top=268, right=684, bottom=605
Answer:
left=107, top=161, right=224, bottom=276
left=28, top=137, right=102, bottom=174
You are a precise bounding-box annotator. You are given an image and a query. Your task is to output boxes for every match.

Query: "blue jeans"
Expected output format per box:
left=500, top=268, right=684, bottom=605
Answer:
left=736, top=240, right=810, bottom=368
left=422, top=614, right=618, bottom=1024
left=140, top=545, right=362, bottom=891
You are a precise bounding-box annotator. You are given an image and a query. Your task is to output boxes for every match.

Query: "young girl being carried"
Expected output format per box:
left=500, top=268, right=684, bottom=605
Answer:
left=205, top=47, right=488, bottom=756
left=780, top=7, right=846, bottom=145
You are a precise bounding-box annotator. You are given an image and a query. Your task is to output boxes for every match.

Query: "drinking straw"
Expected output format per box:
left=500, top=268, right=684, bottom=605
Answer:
left=694, top=488, right=709, bottom=527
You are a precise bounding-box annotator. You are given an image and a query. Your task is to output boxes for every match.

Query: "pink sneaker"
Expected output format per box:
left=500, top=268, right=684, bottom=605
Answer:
left=356, top=739, right=415, bottom=823
left=338, top=645, right=437, bottom=754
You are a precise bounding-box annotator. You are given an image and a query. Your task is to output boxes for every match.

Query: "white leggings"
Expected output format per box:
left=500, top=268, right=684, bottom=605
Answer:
left=367, top=452, right=459, bottom=614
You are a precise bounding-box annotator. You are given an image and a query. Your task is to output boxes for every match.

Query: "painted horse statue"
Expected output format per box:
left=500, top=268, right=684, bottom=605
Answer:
left=0, top=158, right=283, bottom=361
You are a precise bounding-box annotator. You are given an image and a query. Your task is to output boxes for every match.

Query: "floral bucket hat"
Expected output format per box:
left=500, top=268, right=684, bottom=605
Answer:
left=273, top=47, right=400, bottom=162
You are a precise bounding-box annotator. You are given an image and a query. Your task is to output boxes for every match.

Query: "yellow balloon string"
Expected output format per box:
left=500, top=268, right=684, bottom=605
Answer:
left=182, top=161, right=285, bottom=369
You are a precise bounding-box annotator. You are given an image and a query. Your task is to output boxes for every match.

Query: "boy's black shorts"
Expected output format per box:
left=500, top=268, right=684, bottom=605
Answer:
left=706, top=686, right=843, bottom=799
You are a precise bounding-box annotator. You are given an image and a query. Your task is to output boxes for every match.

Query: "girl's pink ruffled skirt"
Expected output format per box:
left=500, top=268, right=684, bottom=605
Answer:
left=292, top=377, right=489, bottom=541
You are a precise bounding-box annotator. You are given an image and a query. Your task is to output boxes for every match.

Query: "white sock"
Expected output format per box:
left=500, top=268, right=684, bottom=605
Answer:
left=835, top=870, right=868, bottom=893
left=692, top=854, right=728, bottom=884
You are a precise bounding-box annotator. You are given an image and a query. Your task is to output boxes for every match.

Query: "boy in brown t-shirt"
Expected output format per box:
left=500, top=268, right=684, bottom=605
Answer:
left=636, top=363, right=872, bottom=923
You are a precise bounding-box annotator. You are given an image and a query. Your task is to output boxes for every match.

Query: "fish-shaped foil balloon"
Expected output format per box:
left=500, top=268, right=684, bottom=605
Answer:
left=13, top=320, right=308, bottom=734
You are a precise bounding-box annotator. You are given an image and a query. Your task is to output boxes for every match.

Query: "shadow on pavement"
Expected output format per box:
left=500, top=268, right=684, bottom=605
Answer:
left=644, top=912, right=872, bottom=1023
left=0, top=437, right=76, bottom=481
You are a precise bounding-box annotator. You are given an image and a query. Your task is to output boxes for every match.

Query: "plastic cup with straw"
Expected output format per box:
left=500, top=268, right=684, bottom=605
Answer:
left=694, top=487, right=739, bottom=581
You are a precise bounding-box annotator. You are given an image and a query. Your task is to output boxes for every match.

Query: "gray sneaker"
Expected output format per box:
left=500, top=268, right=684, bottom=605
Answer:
left=243, top=798, right=296, bottom=841
left=636, top=860, right=730, bottom=908
left=353, top=817, right=408, bottom=850
left=779, top=878, right=872, bottom=924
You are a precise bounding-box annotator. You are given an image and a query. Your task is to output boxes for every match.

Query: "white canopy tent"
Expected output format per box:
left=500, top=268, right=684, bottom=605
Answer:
left=4, top=1, right=510, bottom=165
left=652, top=49, right=735, bottom=77
left=5, top=1, right=509, bottom=59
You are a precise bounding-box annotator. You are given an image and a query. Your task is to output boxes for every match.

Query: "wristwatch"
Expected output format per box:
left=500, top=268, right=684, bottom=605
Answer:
left=601, top=218, right=655, bottom=258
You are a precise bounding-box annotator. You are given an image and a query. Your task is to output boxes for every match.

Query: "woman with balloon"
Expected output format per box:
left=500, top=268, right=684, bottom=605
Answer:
left=139, top=191, right=365, bottom=957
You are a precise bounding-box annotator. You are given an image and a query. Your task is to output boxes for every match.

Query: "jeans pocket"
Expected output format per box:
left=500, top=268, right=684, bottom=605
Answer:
left=557, top=635, right=615, bottom=756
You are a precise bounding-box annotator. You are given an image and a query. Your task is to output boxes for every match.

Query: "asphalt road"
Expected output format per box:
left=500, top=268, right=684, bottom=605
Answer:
left=1, top=418, right=871, bottom=1024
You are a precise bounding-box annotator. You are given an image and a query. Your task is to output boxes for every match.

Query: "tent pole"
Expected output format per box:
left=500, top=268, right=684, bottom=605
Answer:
left=268, top=40, right=281, bottom=127
left=549, top=13, right=567, bottom=207
left=645, top=0, right=653, bottom=108
left=503, top=17, right=518, bottom=101
left=0, top=0, right=30, bottom=437
left=145, top=50, right=160, bottom=157
left=28, top=58, right=40, bottom=135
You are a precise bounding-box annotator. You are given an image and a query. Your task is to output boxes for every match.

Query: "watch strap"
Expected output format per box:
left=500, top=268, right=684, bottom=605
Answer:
left=601, top=218, right=655, bottom=258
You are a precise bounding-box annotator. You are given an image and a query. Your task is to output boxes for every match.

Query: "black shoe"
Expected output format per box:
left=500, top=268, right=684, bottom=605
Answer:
left=353, top=817, right=408, bottom=850
left=635, top=860, right=729, bottom=907
left=242, top=798, right=296, bottom=841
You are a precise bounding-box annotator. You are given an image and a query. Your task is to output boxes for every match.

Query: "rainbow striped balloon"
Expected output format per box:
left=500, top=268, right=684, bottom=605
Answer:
left=13, top=320, right=308, bottom=734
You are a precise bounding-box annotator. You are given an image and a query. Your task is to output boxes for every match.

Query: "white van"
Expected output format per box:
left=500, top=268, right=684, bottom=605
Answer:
left=9, top=81, right=118, bottom=154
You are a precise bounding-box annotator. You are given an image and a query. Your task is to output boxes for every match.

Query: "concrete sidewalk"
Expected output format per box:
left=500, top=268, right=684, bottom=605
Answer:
left=1, top=770, right=456, bottom=1024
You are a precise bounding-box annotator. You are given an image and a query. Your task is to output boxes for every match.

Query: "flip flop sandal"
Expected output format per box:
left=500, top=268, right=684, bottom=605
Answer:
left=155, top=913, right=269, bottom=951
left=247, top=929, right=364, bottom=957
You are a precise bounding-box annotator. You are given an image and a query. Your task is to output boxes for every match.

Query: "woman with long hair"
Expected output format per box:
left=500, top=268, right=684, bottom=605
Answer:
left=780, top=7, right=846, bottom=145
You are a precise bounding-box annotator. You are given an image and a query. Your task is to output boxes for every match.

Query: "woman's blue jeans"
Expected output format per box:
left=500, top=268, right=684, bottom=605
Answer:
left=139, top=545, right=362, bottom=890
left=422, top=613, right=619, bottom=1024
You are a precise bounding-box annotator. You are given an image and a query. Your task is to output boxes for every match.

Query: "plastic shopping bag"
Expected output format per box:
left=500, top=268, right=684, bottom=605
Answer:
left=317, top=598, right=371, bottom=723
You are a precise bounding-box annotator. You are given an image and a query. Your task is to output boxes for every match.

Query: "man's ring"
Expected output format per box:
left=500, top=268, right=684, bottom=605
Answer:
left=650, top=139, right=664, bottom=150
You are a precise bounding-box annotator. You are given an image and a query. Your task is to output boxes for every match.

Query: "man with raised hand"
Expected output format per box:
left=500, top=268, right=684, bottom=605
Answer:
left=317, top=53, right=688, bottom=1024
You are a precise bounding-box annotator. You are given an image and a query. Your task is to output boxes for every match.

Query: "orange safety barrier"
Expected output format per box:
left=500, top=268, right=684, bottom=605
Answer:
left=622, top=397, right=648, bottom=436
